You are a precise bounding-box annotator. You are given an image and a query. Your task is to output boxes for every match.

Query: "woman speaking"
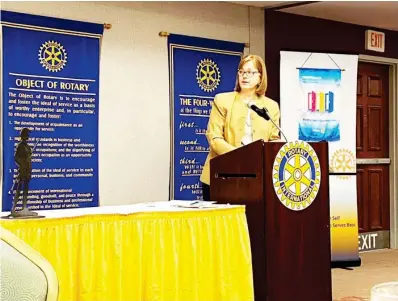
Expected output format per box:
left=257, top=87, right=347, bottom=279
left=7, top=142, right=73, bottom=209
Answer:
left=200, top=54, right=281, bottom=201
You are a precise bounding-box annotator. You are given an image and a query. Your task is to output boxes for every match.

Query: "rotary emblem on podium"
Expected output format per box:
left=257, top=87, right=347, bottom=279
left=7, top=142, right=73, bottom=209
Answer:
left=272, top=141, right=321, bottom=211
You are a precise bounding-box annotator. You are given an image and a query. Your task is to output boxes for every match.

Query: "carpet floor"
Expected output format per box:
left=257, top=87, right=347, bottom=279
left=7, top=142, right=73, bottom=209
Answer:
left=333, top=249, right=398, bottom=301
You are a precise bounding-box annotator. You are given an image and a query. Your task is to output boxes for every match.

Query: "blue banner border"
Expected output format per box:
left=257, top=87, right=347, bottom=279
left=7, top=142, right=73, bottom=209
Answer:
left=1, top=10, right=102, bottom=210
left=168, top=33, right=245, bottom=53
left=167, top=33, right=245, bottom=200
left=1, top=10, right=104, bottom=35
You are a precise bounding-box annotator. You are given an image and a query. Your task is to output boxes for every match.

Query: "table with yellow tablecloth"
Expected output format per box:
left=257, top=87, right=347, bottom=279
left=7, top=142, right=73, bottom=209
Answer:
left=0, top=201, right=254, bottom=301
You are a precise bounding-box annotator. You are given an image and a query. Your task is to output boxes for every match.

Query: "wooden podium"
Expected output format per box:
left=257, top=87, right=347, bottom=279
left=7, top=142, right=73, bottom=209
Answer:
left=210, top=140, right=332, bottom=301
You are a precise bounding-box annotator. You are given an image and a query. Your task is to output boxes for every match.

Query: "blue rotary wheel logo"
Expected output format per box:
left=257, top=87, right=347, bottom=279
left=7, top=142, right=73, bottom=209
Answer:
left=272, top=141, right=321, bottom=211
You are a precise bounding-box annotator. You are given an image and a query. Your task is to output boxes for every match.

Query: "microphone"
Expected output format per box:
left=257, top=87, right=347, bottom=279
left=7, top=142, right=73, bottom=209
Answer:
left=247, top=101, right=288, bottom=142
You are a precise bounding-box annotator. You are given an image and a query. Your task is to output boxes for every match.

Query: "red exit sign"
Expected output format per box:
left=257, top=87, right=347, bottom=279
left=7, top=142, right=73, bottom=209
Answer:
left=365, top=30, right=385, bottom=52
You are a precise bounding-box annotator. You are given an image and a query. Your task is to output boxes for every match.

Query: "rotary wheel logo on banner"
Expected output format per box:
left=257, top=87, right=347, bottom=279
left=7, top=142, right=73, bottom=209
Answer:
left=196, top=58, right=221, bottom=92
left=330, top=149, right=355, bottom=180
left=273, top=141, right=321, bottom=211
left=39, top=41, right=68, bottom=72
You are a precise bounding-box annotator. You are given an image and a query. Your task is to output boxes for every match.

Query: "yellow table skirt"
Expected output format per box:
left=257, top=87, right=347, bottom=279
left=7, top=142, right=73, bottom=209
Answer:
left=1, top=206, right=254, bottom=301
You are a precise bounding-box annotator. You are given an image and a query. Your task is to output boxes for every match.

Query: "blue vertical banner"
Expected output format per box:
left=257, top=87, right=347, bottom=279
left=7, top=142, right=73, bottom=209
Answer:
left=168, top=34, right=244, bottom=200
left=1, top=11, right=103, bottom=211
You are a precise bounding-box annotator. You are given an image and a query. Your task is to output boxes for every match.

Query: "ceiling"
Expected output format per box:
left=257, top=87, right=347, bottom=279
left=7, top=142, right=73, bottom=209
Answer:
left=228, top=1, right=398, bottom=31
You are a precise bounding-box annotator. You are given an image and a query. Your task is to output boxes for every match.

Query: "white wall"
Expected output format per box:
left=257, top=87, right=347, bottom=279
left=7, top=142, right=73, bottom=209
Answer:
left=1, top=1, right=265, bottom=207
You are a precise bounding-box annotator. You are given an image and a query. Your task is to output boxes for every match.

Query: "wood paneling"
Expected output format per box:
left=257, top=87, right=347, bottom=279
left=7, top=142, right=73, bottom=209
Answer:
left=356, top=106, right=364, bottom=151
left=368, top=76, right=382, bottom=97
left=368, top=168, right=383, bottom=230
left=368, top=106, right=382, bottom=151
left=357, top=169, right=365, bottom=232
left=356, top=62, right=390, bottom=233
left=356, top=63, right=389, bottom=158
left=356, top=165, right=390, bottom=232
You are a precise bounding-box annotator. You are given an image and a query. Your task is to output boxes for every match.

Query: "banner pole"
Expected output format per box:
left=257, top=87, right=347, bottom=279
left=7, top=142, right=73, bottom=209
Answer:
left=159, top=31, right=250, bottom=47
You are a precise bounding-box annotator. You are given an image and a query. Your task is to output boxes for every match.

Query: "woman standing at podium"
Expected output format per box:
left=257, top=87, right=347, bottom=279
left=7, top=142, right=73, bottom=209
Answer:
left=200, top=54, right=281, bottom=201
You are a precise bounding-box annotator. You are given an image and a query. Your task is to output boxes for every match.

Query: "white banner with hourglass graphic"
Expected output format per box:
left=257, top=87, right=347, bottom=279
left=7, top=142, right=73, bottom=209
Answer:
left=279, top=51, right=361, bottom=266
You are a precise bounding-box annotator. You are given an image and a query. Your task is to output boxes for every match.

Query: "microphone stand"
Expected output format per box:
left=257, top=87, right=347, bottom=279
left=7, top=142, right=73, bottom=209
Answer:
left=248, top=103, right=288, bottom=142
left=264, top=110, right=288, bottom=142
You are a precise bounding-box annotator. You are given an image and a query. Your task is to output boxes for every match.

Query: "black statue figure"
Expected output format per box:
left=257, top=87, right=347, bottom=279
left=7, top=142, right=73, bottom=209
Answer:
left=10, top=128, right=38, bottom=217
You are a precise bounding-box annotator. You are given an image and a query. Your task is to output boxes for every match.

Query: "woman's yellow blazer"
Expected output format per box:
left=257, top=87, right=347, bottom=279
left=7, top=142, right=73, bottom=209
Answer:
left=200, top=91, right=281, bottom=185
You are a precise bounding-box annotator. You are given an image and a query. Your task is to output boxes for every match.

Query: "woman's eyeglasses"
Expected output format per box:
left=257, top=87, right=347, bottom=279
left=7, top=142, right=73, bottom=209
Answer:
left=238, top=70, right=260, bottom=77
